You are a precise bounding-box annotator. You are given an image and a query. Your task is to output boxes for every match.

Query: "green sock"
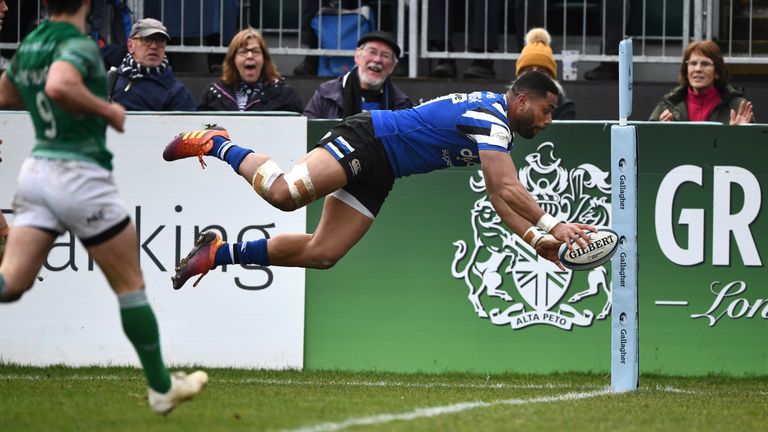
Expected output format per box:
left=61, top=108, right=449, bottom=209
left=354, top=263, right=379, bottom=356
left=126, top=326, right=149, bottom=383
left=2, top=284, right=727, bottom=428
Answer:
left=119, top=291, right=171, bottom=393
left=0, top=273, right=5, bottom=301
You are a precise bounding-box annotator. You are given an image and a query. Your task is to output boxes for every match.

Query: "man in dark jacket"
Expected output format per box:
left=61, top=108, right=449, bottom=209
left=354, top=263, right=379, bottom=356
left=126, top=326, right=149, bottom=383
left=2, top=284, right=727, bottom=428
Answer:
left=111, top=18, right=196, bottom=111
left=303, top=31, right=413, bottom=119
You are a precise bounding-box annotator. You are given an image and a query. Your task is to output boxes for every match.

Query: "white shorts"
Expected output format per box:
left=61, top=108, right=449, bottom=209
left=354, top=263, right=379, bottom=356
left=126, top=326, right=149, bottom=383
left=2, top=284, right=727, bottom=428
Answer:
left=12, top=157, right=130, bottom=246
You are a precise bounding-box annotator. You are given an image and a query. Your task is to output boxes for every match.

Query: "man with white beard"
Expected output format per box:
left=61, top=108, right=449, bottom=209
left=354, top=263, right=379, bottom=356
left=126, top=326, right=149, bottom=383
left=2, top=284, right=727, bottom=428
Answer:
left=303, top=31, right=413, bottom=119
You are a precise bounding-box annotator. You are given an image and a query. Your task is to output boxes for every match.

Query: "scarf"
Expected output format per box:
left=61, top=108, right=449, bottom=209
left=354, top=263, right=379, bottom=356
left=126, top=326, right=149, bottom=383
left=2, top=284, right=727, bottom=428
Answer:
left=118, top=53, right=169, bottom=80
left=235, top=80, right=266, bottom=111
left=686, top=85, right=721, bottom=122
left=341, top=67, right=397, bottom=117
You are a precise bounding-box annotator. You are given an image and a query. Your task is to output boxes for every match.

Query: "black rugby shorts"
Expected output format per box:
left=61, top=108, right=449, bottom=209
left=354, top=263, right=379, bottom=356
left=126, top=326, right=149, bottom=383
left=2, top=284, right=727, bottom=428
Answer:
left=315, top=112, right=395, bottom=217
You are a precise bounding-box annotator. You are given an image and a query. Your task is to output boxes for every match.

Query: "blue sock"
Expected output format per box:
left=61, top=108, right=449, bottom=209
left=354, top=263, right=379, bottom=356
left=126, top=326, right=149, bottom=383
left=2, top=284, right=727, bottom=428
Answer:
left=213, top=239, right=270, bottom=266
left=209, top=135, right=253, bottom=173
left=214, top=243, right=233, bottom=267
left=0, top=273, right=5, bottom=301
left=207, top=135, right=229, bottom=156
left=235, top=239, right=270, bottom=266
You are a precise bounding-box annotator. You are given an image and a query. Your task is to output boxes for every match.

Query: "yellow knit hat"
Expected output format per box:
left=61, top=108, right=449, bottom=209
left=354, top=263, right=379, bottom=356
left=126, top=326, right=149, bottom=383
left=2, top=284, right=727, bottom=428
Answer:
left=516, top=28, right=557, bottom=78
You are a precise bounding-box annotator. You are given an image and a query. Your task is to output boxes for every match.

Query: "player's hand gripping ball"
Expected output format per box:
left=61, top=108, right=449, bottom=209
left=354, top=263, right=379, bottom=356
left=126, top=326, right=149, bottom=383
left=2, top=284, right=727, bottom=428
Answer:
left=558, top=228, right=619, bottom=271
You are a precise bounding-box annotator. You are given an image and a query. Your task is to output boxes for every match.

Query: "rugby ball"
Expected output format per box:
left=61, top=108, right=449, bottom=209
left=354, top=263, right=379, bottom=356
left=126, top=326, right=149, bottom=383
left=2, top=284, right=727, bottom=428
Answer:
left=558, top=228, right=619, bottom=271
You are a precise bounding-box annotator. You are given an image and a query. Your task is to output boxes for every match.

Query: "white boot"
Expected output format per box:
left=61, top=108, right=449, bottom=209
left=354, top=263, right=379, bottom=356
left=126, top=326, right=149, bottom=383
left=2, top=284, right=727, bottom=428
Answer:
left=148, top=370, right=208, bottom=415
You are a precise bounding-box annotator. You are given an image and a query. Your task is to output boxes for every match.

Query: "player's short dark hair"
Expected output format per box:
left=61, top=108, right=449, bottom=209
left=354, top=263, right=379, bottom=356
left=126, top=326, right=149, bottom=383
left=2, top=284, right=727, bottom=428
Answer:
left=44, top=0, right=84, bottom=15
left=508, top=70, right=559, bottom=99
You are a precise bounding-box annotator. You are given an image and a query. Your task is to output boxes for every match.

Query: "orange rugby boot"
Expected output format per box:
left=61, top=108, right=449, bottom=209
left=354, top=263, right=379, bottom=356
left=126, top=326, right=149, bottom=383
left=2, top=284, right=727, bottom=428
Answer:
left=172, top=231, right=224, bottom=290
left=163, top=126, right=230, bottom=169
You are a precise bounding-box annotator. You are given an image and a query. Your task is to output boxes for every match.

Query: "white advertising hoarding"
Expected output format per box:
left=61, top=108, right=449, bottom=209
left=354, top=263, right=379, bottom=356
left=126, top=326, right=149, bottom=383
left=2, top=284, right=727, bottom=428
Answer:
left=0, top=113, right=307, bottom=369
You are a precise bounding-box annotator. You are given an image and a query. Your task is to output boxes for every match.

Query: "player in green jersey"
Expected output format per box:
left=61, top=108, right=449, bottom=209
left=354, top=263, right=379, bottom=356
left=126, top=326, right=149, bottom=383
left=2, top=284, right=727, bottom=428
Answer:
left=0, top=0, right=9, bottom=259
left=0, top=0, right=207, bottom=415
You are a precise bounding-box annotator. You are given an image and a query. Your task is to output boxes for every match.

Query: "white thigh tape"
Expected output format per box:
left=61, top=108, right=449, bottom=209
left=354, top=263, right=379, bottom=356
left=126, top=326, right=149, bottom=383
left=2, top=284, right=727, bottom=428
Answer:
left=252, top=159, right=283, bottom=198
left=284, top=162, right=316, bottom=207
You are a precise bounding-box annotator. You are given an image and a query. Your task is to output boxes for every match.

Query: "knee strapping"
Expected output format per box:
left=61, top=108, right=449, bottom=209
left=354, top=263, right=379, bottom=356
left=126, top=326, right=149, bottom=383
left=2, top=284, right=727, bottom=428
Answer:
left=252, top=159, right=284, bottom=198
left=284, top=162, right=316, bottom=207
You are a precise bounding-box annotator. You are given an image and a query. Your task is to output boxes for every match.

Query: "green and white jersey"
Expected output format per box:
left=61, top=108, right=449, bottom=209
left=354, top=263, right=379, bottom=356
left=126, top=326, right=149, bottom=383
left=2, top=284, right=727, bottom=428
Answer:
left=6, top=20, right=112, bottom=170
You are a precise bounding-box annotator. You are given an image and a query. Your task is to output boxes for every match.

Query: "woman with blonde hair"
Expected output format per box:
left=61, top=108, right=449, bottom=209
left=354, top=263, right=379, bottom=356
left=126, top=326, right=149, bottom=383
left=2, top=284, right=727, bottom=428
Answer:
left=650, top=40, right=754, bottom=124
left=199, top=29, right=303, bottom=113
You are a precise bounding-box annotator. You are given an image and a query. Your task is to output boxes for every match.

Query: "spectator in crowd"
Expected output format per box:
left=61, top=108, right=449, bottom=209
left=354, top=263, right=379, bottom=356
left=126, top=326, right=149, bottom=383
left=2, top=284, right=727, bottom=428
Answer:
left=0, top=0, right=9, bottom=254
left=649, top=40, right=754, bottom=124
left=198, top=29, right=302, bottom=113
left=0, top=0, right=6, bottom=31
left=0, top=0, right=9, bottom=70
left=428, top=0, right=501, bottom=79
left=0, top=0, right=6, bottom=30
left=111, top=18, right=196, bottom=111
left=584, top=0, right=629, bottom=80
left=303, top=31, right=412, bottom=119
left=516, top=28, right=575, bottom=120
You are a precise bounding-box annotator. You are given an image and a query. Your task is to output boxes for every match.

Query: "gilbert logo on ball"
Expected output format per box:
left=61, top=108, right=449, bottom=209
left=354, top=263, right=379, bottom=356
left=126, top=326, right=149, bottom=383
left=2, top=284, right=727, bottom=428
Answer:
left=559, top=228, right=619, bottom=271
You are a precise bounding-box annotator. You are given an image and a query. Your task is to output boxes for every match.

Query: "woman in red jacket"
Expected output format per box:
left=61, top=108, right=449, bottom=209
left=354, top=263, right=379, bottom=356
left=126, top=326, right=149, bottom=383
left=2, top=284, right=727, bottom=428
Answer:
left=649, top=40, right=754, bottom=124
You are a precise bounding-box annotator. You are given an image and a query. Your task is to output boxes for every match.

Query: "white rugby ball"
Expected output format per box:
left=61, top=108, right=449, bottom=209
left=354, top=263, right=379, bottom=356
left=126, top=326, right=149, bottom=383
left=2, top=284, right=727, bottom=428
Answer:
left=558, top=228, right=619, bottom=271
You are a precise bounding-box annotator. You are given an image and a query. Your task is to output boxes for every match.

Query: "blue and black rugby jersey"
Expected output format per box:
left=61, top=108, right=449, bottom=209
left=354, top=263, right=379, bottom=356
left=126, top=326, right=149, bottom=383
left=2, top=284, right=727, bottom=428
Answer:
left=370, top=91, right=511, bottom=178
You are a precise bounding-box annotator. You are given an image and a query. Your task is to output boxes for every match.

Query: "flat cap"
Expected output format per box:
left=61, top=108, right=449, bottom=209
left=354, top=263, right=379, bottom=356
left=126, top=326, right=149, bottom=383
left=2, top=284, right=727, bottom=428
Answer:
left=357, top=31, right=400, bottom=58
left=130, top=18, right=170, bottom=41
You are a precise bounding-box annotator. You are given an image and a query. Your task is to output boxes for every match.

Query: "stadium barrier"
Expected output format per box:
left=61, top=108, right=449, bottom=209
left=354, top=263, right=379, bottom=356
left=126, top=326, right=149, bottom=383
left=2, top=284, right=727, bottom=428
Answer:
left=305, top=119, right=768, bottom=377
left=0, top=113, right=765, bottom=376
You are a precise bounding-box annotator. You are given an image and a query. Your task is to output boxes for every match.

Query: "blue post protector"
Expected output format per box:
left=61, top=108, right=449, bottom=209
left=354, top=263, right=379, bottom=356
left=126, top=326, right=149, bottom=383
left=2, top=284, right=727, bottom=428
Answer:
left=611, top=125, right=639, bottom=392
left=618, top=38, right=633, bottom=125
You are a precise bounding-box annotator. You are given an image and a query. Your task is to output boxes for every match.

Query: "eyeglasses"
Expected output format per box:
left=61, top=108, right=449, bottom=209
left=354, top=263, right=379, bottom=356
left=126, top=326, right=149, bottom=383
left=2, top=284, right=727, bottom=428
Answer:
left=685, top=60, right=714, bottom=68
left=360, top=46, right=395, bottom=63
left=236, top=47, right=262, bottom=57
left=132, top=36, right=167, bottom=47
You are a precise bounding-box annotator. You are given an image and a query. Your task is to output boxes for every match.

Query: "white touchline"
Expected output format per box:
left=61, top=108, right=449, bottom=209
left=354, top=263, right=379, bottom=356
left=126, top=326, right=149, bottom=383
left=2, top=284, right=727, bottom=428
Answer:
left=0, top=375, right=125, bottom=381
left=0, top=376, right=715, bottom=398
left=223, top=378, right=596, bottom=390
left=654, top=301, right=689, bottom=306
left=0, top=374, right=596, bottom=390
left=651, top=385, right=697, bottom=394
left=282, top=389, right=613, bottom=432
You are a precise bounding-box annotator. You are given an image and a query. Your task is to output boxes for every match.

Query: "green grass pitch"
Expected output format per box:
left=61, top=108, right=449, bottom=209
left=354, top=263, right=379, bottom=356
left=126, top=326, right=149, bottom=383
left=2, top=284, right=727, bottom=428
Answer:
left=1, top=365, right=765, bottom=431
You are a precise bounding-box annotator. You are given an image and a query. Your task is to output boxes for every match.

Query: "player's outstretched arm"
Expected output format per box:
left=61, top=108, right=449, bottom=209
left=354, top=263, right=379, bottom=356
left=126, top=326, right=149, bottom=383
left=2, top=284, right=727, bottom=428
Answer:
left=0, top=72, right=24, bottom=109
left=45, top=61, right=125, bottom=132
left=479, top=149, right=596, bottom=250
